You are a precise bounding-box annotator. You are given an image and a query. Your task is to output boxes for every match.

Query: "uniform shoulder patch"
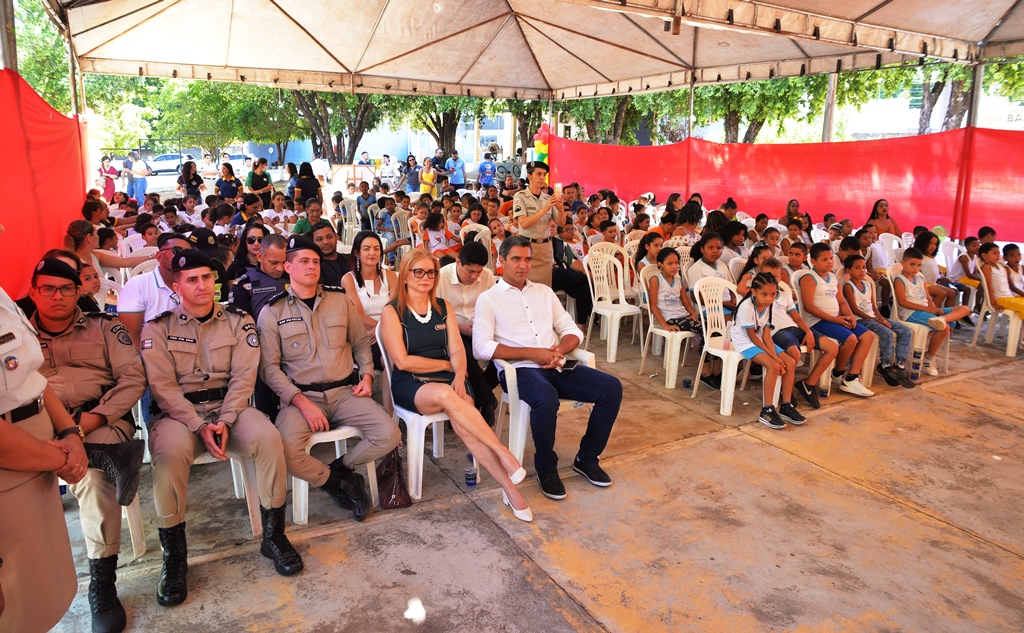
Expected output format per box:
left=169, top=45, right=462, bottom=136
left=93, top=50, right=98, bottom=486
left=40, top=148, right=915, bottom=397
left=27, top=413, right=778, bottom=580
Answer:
left=267, top=290, right=289, bottom=305
left=224, top=305, right=247, bottom=317
left=246, top=333, right=260, bottom=348
left=149, top=310, right=174, bottom=323
left=322, top=285, right=346, bottom=293
left=235, top=273, right=250, bottom=283
left=85, top=311, right=115, bottom=320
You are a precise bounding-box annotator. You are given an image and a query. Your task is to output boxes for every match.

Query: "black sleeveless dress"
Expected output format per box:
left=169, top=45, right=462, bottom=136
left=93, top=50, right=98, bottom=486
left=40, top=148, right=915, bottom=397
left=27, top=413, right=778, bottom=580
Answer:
left=389, top=299, right=465, bottom=413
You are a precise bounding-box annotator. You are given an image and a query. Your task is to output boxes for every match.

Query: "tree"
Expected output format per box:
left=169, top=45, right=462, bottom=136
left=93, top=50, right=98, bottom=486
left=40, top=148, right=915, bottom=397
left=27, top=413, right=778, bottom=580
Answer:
left=401, top=96, right=482, bottom=153
left=916, top=63, right=974, bottom=133
left=987, top=61, right=1024, bottom=104
left=694, top=78, right=818, bottom=143
left=505, top=100, right=547, bottom=154
left=291, top=92, right=395, bottom=164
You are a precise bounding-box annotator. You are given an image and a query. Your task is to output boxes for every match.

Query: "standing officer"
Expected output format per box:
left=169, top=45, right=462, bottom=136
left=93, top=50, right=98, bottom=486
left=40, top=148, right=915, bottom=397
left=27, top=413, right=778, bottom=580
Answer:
left=141, top=251, right=301, bottom=609
left=511, top=161, right=564, bottom=286
left=29, top=258, right=147, bottom=633
left=258, top=236, right=400, bottom=522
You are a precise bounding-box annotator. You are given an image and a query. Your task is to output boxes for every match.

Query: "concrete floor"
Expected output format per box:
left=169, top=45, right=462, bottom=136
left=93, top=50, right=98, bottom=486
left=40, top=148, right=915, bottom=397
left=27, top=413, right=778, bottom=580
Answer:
left=54, top=324, right=1024, bottom=632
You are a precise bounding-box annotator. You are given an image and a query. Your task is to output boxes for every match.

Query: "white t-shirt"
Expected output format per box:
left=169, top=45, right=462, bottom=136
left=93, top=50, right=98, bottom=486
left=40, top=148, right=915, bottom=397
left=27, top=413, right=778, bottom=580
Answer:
left=1008, top=265, right=1023, bottom=292
left=685, top=258, right=733, bottom=290
left=896, top=272, right=929, bottom=320
left=947, top=253, right=976, bottom=281
left=732, top=299, right=773, bottom=354
left=989, top=263, right=1013, bottom=301
left=802, top=270, right=840, bottom=326
left=654, top=272, right=689, bottom=321
left=844, top=278, right=875, bottom=317
left=772, top=289, right=799, bottom=331
left=920, top=256, right=941, bottom=284
left=118, top=268, right=178, bottom=321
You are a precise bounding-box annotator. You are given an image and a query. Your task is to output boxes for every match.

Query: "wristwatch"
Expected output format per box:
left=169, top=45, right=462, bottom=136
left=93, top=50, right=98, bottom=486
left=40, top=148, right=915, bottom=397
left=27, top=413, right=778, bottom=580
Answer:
left=57, top=425, right=85, bottom=441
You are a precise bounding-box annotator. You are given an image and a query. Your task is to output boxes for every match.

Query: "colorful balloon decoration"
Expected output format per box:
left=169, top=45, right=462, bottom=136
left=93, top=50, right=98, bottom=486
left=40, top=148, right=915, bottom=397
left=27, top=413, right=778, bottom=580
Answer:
left=933, top=225, right=948, bottom=240
left=533, top=122, right=550, bottom=167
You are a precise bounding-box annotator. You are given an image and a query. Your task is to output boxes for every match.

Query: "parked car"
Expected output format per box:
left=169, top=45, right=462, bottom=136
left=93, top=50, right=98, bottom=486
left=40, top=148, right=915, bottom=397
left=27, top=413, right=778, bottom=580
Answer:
left=150, top=153, right=195, bottom=174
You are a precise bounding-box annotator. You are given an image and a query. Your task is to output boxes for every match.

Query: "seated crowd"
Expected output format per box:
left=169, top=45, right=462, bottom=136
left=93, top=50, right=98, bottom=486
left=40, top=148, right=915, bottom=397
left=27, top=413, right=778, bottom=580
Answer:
left=2, top=153, right=1019, bottom=633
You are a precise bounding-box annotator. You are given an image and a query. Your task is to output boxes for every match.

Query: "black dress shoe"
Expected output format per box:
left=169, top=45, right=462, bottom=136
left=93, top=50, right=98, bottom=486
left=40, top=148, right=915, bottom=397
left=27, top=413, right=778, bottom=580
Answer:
left=536, top=469, right=566, bottom=500
left=573, top=457, right=611, bottom=487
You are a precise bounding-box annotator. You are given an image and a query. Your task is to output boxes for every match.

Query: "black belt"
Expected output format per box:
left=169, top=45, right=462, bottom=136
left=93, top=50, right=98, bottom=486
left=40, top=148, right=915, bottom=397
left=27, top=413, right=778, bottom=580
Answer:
left=528, top=237, right=552, bottom=244
left=184, top=388, right=228, bottom=404
left=2, top=394, right=44, bottom=423
left=293, top=374, right=357, bottom=392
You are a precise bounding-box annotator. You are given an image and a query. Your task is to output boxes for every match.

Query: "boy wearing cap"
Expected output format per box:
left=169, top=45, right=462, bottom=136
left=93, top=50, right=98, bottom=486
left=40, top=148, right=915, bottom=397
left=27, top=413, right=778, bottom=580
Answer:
left=258, top=236, right=400, bottom=523
left=511, top=161, right=564, bottom=286
left=141, top=250, right=302, bottom=608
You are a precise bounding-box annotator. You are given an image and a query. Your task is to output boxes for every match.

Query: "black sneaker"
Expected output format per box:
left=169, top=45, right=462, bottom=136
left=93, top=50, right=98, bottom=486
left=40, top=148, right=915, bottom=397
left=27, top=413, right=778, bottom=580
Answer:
left=960, top=315, right=975, bottom=327
left=536, top=470, right=567, bottom=500
left=795, top=380, right=820, bottom=409
left=573, top=457, right=612, bottom=487
left=878, top=364, right=901, bottom=387
left=758, top=406, right=786, bottom=429
left=893, top=365, right=916, bottom=389
left=700, top=373, right=720, bottom=391
left=748, top=364, right=763, bottom=380
left=778, top=403, right=806, bottom=426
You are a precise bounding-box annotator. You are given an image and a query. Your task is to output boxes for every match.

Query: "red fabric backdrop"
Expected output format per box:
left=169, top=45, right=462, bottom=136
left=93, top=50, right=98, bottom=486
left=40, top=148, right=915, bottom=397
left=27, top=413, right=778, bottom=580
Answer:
left=549, top=129, right=1024, bottom=241
left=0, top=69, right=86, bottom=299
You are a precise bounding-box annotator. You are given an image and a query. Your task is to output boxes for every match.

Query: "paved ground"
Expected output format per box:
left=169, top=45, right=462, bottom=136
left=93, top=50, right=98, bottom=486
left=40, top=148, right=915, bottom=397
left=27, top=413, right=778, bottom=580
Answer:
left=54, top=323, right=1024, bottom=632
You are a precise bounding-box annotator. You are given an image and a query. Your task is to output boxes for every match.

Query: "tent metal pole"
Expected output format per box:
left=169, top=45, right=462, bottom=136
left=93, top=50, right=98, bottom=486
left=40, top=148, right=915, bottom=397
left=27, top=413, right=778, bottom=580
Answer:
left=66, top=34, right=79, bottom=115
left=967, top=62, right=985, bottom=128
left=0, top=0, right=16, bottom=72
left=474, top=116, right=481, bottom=162
left=822, top=72, right=838, bottom=142
left=686, top=78, right=695, bottom=138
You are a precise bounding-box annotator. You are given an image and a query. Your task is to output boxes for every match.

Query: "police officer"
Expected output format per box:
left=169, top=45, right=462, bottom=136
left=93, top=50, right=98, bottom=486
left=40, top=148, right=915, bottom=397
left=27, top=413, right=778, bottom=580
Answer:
left=258, top=235, right=400, bottom=522
left=185, top=227, right=230, bottom=301
left=511, top=161, right=564, bottom=286
left=29, top=258, right=147, bottom=633
left=141, top=251, right=301, bottom=608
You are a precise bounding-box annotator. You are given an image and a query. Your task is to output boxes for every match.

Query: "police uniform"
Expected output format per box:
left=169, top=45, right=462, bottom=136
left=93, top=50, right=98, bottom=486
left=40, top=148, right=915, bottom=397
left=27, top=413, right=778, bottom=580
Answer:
left=512, top=168, right=556, bottom=286
left=32, top=308, right=146, bottom=560
left=228, top=266, right=290, bottom=319
left=257, top=240, right=399, bottom=495
left=0, top=287, right=77, bottom=633
left=140, top=251, right=299, bottom=605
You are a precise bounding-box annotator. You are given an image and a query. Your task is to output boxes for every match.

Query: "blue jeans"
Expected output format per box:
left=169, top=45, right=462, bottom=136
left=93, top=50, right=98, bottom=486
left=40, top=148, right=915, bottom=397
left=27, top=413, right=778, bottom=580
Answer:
left=131, top=177, right=147, bottom=201
left=857, top=317, right=913, bottom=366
left=501, top=365, right=622, bottom=473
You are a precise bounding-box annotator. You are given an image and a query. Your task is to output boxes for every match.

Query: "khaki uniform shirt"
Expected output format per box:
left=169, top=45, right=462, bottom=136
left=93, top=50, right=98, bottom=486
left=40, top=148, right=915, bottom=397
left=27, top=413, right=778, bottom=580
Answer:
left=512, top=188, right=553, bottom=240
left=257, top=285, right=371, bottom=407
left=140, top=304, right=259, bottom=432
left=32, top=309, right=146, bottom=421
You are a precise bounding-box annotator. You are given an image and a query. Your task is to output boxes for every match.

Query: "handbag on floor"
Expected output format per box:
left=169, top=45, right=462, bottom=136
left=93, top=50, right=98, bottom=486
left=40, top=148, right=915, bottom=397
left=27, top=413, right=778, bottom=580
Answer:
left=376, top=447, right=411, bottom=509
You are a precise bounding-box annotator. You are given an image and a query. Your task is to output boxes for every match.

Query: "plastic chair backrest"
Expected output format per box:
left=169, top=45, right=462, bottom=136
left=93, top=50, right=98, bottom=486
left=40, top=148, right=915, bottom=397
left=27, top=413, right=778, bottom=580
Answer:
left=587, top=233, right=603, bottom=246
left=129, top=259, right=159, bottom=278
left=728, top=257, right=747, bottom=282
left=639, top=264, right=661, bottom=311
left=584, top=252, right=628, bottom=305
left=741, top=218, right=756, bottom=230
left=375, top=322, right=395, bottom=386
left=884, top=263, right=913, bottom=325
left=878, top=234, right=905, bottom=266
left=901, top=232, right=915, bottom=244
left=624, top=239, right=641, bottom=266
left=96, top=278, right=122, bottom=310
left=790, top=269, right=810, bottom=312
left=459, top=223, right=489, bottom=242
left=677, top=249, right=693, bottom=271
left=693, top=277, right=737, bottom=340
left=119, top=234, right=146, bottom=257
left=735, top=211, right=751, bottom=222
left=588, top=241, right=626, bottom=261
left=392, top=210, right=411, bottom=240
left=811, top=228, right=828, bottom=243
left=498, top=216, right=512, bottom=227
left=132, top=246, right=158, bottom=259
left=938, top=240, right=961, bottom=270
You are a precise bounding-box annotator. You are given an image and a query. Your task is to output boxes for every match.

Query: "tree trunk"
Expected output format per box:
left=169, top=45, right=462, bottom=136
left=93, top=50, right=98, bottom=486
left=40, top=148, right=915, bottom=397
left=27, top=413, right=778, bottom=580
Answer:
left=274, top=142, right=284, bottom=166
left=292, top=91, right=339, bottom=163
left=342, top=95, right=375, bottom=164
left=724, top=110, right=740, bottom=143
left=608, top=98, right=629, bottom=145
left=742, top=118, right=766, bottom=144
left=584, top=119, right=598, bottom=142
left=919, top=79, right=945, bottom=135
left=942, top=79, right=971, bottom=131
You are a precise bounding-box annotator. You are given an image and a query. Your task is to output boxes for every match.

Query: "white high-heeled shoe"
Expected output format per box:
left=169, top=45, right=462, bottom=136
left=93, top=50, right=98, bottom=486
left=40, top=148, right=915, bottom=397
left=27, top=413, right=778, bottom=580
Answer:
left=508, top=467, right=527, bottom=485
left=503, top=492, right=533, bottom=522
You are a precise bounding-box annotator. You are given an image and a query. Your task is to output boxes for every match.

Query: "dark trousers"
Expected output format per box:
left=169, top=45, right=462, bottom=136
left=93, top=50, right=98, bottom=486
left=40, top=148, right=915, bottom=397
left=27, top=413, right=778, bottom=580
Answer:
left=503, top=365, right=622, bottom=473
left=461, top=334, right=498, bottom=415
left=254, top=377, right=280, bottom=420
left=552, top=267, right=593, bottom=325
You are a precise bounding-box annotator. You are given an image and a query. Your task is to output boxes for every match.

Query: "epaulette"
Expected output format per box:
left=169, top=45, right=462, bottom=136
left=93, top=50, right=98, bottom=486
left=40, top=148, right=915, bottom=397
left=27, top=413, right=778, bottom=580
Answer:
left=84, top=311, right=115, bottom=320
left=224, top=305, right=247, bottom=317
left=148, top=310, right=174, bottom=323
left=235, top=272, right=250, bottom=283
left=267, top=290, right=289, bottom=305
left=322, top=285, right=346, bottom=293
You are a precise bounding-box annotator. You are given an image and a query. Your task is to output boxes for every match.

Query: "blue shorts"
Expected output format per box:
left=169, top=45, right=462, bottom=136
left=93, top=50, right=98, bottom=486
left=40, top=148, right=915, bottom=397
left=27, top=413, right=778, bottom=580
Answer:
left=811, top=320, right=869, bottom=343
left=741, top=344, right=785, bottom=360
left=773, top=326, right=821, bottom=351
left=904, top=307, right=952, bottom=330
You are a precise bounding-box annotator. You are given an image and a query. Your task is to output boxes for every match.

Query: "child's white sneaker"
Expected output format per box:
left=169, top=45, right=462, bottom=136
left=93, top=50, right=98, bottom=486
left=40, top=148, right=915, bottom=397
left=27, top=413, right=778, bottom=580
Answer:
left=923, top=357, right=939, bottom=376
left=839, top=377, right=875, bottom=397
left=927, top=315, right=947, bottom=330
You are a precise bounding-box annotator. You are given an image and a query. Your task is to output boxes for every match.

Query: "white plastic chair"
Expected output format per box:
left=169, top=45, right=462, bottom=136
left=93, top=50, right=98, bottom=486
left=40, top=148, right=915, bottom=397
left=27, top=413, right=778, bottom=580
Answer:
left=493, top=349, right=596, bottom=466
left=691, top=277, right=748, bottom=416
left=939, top=240, right=978, bottom=310
left=878, top=234, right=905, bottom=268
left=741, top=218, right=756, bottom=230
left=123, top=496, right=146, bottom=560
left=376, top=323, right=451, bottom=500
left=291, top=428, right=380, bottom=525
left=96, top=278, right=122, bottom=310
left=118, top=234, right=146, bottom=257
left=886, top=263, right=950, bottom=380
left=638, top=266, right=699, bottom=389
left=587, top=233, right=603, bottom=247
left=811, top=228, right=829, bottom=243
left=583, top=253, right=642, bottom=363
left=728, top=257, right=747, bottom=283
left=972, top=270, right=1023, bottom=358
left=127, top=258, right=159, bottom=279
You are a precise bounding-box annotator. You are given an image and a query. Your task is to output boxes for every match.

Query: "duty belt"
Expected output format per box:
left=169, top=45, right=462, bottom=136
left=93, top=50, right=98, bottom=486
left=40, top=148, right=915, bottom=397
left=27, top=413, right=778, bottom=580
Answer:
left=528, top=237, right=552, bottom=244
left=184, top=388, right=228, bottom=404
left=293, top=374, right=358, bottom=392
left=1, top=394, right=44, bottom=423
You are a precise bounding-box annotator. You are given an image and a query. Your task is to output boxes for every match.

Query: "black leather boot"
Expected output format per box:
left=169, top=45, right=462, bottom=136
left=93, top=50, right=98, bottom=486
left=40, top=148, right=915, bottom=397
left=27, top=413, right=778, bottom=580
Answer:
left=260, top=505, right=304, bottom=576
left=156, top=523, right=188, bottom=606
left=85, top=440, right=145, bottom=506
left=329, top=458, right=371, bottom=522
left=319, top=466, right=354, bottom=511
left=89, top=555, right=126, bottom=633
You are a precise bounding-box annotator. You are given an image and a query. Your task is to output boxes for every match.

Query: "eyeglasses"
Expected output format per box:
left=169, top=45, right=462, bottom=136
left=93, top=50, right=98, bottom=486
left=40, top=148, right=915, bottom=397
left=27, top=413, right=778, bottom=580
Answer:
left=410, top=268, right=438, bottom=279
left=160, top=246, right=186, bottom=254
left=35, top=285, right=78, bottom=297
left=246, top=236, right=264, bottom=245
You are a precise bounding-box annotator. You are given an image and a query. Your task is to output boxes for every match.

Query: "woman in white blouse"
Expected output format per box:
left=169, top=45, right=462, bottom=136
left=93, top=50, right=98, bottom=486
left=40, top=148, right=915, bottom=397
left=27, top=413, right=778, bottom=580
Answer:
left=341, top=230, right=399, bottom=371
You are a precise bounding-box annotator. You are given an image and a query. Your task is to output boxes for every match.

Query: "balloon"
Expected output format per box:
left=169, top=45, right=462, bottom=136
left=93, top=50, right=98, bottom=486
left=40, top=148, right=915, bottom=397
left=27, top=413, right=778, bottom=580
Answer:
left=540, top=132, right=550, bottom=144
left=533, top=133, right=541, bottom=141
left=534, top=140, right=543, bottom=150
left=540, top=123, right=550, bottom=131
left=933, top=225, right=948, bottom=240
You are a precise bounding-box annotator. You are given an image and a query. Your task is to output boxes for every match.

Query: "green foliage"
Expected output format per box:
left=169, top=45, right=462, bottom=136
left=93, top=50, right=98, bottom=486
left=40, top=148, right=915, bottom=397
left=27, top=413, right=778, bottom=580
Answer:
left=987, top=61, right=1024, bottom=104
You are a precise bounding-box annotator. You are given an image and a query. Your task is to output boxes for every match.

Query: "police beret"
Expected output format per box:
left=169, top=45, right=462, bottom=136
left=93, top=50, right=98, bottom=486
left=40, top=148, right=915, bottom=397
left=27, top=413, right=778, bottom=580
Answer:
left=171, top=250, right=217, bottom=272
left=286, top=234, right=322, bottom=256
left=526, top=161, right=549, bottom=173
left=33, top=258, right=81, bottom=286
left=188, top=227, right=219, bottom=253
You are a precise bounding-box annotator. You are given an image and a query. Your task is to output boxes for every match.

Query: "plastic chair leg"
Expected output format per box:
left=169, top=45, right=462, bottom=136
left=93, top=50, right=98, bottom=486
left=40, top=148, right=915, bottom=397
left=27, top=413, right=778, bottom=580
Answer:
left=406, top=420, right=427, bottom=500
left=507, top=404, right=531, bottom=466
left=606, top=318, right=621, bottom=363
left=124, top=496, right=146, bottom=560
left=862, top=338, right=879, bottom=388
left=230, top=458, right=246, bottom=499
left=239, top=458, right=262, bottom=538
left=292, top=476, right=309, bottom=525
left=639, top=331, right=654, bottom=376
left=363, top=460, right=379, bottom=508
left=719, top=357, right=742, bottom=416
left=432, top=420, right=444, bottom=459
left=1007, top=317, right=1023, bottom=357
left=691, top=352, right=707, bottom=399
left=664, top=340, right=680, bottom=389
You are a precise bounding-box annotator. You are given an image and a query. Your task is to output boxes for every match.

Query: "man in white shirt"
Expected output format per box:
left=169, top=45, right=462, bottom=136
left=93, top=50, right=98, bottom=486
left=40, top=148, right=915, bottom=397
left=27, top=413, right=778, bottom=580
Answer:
left=436, top=242, right=498, bottom=425
left=311, top=152, right=331, bottom=186
left=378, top=155, right=396, bottom=187
left=473, top=236, right=622, bottom=500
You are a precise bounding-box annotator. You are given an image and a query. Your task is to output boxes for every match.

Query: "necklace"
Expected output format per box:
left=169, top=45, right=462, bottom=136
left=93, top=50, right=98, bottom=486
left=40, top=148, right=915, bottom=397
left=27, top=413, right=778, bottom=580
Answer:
left=410, top=302, right=432, bottom=324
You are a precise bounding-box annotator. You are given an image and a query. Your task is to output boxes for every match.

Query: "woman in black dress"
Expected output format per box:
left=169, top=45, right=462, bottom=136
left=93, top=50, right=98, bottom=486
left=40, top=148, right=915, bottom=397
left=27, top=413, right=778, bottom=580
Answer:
left=379, top=250, right=532, bottom=522
left=294, top=162, right=322, bottom=202
left=175, top=161, right=206, bottom=200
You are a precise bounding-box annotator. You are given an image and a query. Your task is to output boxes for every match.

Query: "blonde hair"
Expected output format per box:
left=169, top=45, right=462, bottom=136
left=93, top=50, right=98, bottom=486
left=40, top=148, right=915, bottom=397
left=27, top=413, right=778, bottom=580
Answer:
left=63, top=220, right=95, bottom=252
left=395, top=249, right=441, bottom=317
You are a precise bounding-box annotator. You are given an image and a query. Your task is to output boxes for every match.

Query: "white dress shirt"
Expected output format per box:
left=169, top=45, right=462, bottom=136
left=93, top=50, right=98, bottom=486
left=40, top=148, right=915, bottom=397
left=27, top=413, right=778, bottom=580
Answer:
left=436, top=262, right=494, bottom=324
left=118, top=268, right=178, bottom=321
left=473, top=279, right=584, bottom=368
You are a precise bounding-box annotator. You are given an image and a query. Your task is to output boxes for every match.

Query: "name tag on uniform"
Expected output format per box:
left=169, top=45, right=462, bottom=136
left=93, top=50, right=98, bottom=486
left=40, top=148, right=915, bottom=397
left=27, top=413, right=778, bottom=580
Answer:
left=278, top=317, right=304, bottom=325
left=253, top=287, right=276, bottom=294
left=167, top=336, right=196, bottom=343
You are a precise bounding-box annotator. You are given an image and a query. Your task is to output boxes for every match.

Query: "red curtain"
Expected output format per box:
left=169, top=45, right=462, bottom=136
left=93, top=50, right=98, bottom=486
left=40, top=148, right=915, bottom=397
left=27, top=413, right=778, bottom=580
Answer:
left=549, top=129, right=1024, bottom=241
left=0, top=69, right=86, bottom=300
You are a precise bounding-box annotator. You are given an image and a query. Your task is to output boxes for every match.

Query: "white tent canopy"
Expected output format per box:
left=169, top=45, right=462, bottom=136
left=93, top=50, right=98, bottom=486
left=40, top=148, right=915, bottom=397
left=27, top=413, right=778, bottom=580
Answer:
left=50, top=0, right=1024, bottom=99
